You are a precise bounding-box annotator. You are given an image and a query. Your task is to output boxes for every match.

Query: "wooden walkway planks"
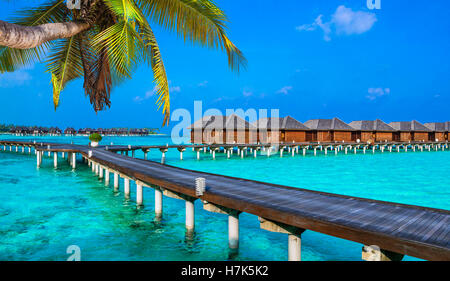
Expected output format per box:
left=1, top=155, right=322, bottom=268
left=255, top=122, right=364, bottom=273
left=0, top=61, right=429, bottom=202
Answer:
left=1, top=139, right=449, bottom=260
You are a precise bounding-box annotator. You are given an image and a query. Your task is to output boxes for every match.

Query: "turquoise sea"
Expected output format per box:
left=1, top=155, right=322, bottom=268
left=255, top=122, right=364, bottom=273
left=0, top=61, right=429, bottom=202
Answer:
left=0, top=135, right=449, bottom=261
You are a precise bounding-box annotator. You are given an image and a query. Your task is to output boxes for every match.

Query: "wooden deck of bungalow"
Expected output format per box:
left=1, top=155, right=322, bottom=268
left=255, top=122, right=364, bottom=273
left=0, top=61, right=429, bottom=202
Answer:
left=0, top=139, right=449, bottom=261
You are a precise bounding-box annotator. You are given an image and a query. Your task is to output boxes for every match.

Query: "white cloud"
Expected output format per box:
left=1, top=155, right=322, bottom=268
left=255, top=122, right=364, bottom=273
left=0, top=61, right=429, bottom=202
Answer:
left=171, top=86, right=181, bottom=93
left=198, top=80, right=208, bottom=87
left=243, top=90, right=253, bottom=97
left=276, top=86, right=293, bottom=95
left=296, top=5, right=377, bottom=41
left=0, top=71, right=32, bottom=87
left=366, top=87, right=390, bottom=100
left=134, top=88, right=155, bottom=103
left=133, top=83, right=181, bottom=103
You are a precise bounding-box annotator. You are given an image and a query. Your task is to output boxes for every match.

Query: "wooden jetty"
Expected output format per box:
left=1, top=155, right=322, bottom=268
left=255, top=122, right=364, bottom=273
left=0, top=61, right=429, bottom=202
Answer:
left=0, top=139, right=449, bottom=261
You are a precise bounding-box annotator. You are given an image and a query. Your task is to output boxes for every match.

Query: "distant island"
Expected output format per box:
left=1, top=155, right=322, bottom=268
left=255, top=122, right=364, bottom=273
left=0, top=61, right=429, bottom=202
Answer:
left=0, top=124, right=160, bottom=136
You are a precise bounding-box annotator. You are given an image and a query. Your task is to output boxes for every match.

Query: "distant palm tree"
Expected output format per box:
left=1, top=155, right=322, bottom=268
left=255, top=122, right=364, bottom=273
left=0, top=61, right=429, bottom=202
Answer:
left=0, top=0, right=246, bottom=125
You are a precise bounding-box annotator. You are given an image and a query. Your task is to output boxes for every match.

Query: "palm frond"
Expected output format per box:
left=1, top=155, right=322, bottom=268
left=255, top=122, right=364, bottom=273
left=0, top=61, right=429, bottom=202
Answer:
left=137, top=0, right=247, bottom=71
left=138, top=23, right=170, bottom=125
left=46, top=36, right=84, bottom=109
left=106, top=0, right=171, bottom=125
left=91, top=21, right=141, bottom=79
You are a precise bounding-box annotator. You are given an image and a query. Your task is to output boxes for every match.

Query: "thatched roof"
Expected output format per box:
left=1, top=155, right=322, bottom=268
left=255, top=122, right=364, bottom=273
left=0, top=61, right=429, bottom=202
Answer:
left=252, top=116, right=310, bottom=130
left=349, top=119, right=396, bottom=132
left=188, top=115, right=256, bottom=130
left=389, top=121, right=431, bottom=132
left=304, top=118, right=355, bottom=131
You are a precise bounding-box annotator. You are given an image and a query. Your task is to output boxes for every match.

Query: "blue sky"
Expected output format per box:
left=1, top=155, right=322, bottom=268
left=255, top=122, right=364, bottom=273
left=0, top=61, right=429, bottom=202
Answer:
left=0, top=0, right=449, bottom=132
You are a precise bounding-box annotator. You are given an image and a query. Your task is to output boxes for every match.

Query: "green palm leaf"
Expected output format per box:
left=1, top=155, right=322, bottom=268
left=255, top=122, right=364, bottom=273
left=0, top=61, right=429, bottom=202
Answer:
left=138, top=0, right=247, bottom=71
left=46, top=36, right=84, bottom=109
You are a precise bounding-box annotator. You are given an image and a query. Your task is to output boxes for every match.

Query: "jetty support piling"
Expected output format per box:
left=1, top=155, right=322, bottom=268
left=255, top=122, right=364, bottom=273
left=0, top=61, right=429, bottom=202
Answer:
left=71, top=153, right=76, bottom=169
left=114, top=172, right=119, bottom=191
left=259, top=217, right=305, bottom=261
left=163, top=189, right=197, bottom=234
left=53, top=152, right=58, bottom=168
left=160, top=148, right=168, bottom=164
left=203, top=201, right=242, bottom=251
left=99, top=166, right=104, bottom=179
left=105, top=169, right=110, bottom=186
left=136, top=182, right=143, bottom=206
left=155, top=187, right=163, bottom=219
left=36, top=150, right=41, bottom=167
left=362, top=245, right=404, bottom=261
left=124, top=178, right=130, bottom=197
left=178, top=147, right=186, bottom=160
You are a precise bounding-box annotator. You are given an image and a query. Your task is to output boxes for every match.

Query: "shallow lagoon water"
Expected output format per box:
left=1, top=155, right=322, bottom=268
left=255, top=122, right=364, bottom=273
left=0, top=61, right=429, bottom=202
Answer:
left=0, top=135, right=448, bottom=261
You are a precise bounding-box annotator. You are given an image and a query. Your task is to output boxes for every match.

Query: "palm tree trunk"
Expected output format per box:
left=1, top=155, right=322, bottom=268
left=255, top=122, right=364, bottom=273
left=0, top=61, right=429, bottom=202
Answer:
left=0, top=20, right=90, bottom=49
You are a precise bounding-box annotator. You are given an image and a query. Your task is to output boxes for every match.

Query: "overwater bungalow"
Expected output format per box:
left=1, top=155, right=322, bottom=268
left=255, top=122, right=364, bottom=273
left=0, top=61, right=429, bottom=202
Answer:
left=252, top=116, right=311, bottom=143
left=388, top=121, right=431, bottom=142
left=424, top=122, right=449, bottom=141
left=303, top=118, right=355, bottom=142
left=48, top=127, right=62, bottom=136
left=64, top=127, right=76, bottom=136
left=348, top=119, right=396, bottom=142
left=188, top=115, right=257, bottom=144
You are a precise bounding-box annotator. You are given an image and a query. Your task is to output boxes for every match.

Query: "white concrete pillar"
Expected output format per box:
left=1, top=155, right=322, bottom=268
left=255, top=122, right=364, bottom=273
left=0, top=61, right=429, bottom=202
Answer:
left=254, top=149, right=258, bottom=158
left=21, top=146, right=24, bottom=153
left=186, top=199, right=195, bottom=232
left=180, top=151, right=183, bottom=160
left=99, top=166, right=104, bottom=179
left=95, top=163, right=99, bottom=175
left=240, top=149, right=244, bottom=158
left=197, top=150, right=200, bottom=160
left=136, top=183, right=143, bottom=206
left=280, top=148, right=284, bottom=157
left=53, top=152, right=58, bottom=168
left=303, top=148, right=306, bottom=156
left=324, top=147, right=327, bottom=155
left=314, top=148, right=317, bottom=156
left=105, top=169, right=110, bottom=186
left=37, top=151, right=41, bottom=167
left=114, top=173, right=119, bottom=191
left=155, top=187, right=163, bottom=218
left=288, top=234, right=302, bottom=261
left=71, top=153, right=76, bottom=169
left=124, top=178, right=130, bottom=197
left=229, top=212, right=240, bottom=250
left=212, top=149, right=216, bottom=160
